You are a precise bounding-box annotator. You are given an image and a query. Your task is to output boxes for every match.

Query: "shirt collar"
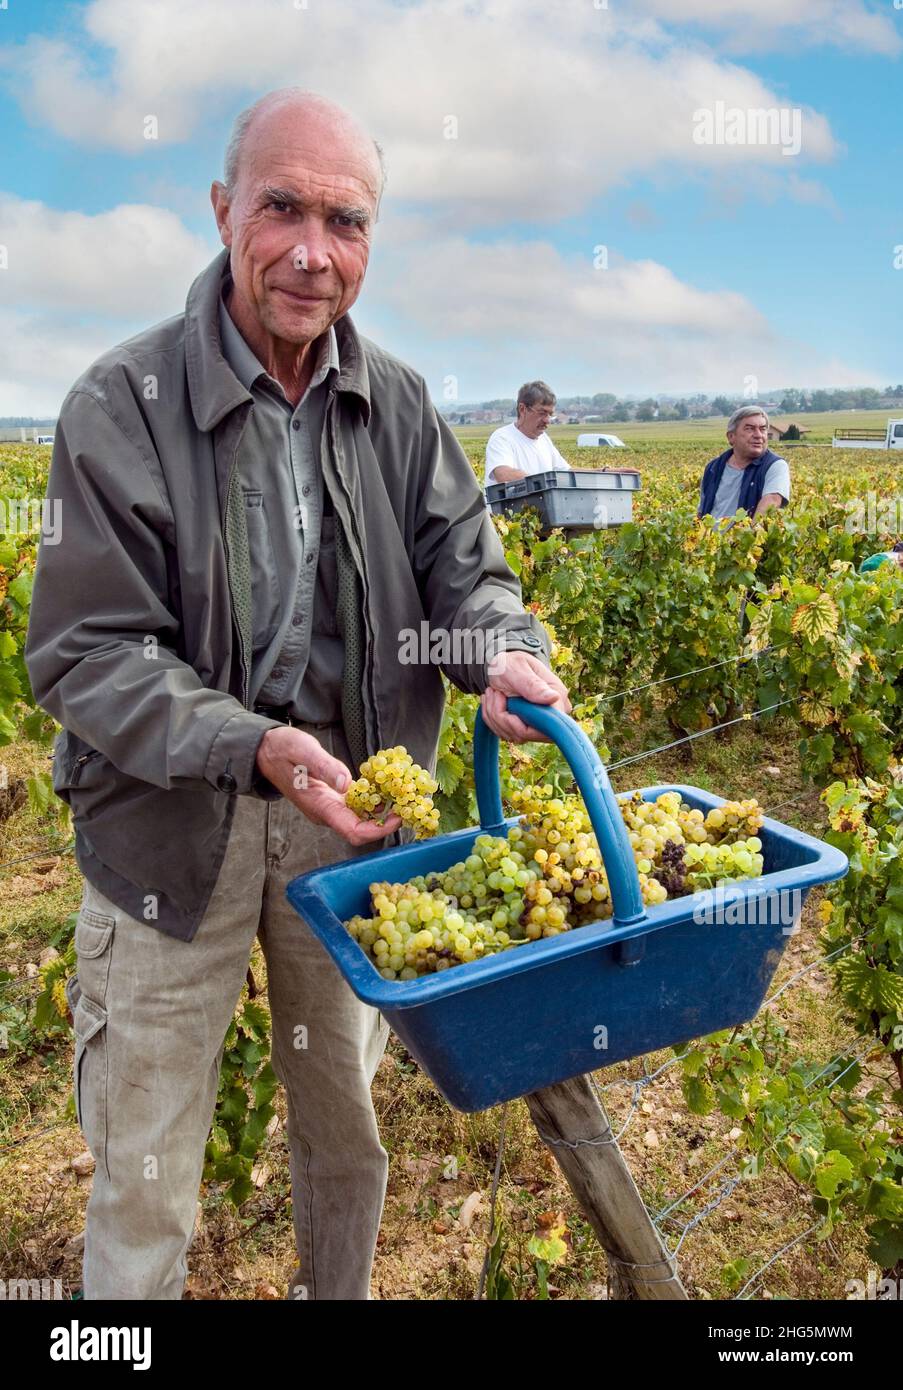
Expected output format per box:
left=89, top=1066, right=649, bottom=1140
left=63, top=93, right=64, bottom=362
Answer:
left=218, top=275, right=339, bottom=401
left=184, top=249, right=370, bottom=431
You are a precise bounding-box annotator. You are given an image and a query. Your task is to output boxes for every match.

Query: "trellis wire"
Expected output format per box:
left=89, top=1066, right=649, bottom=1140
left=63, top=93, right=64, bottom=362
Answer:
left=652, top=1150, right=741, bottom=1226
left=762, top=934, right=868, bottom=1009
left=0, top=840, right=74, bottom=874
left=490, top=1017, right=879, bottom=1301
left=533, top=1051, right=692, bottom=1151
left=733, top=1223, right=821, bottom=1300
left=607, top=699, right=796, bottom=772
left=586, top=642, right=785, bottom=709
left=648, top=1037, right=877, bottom=1293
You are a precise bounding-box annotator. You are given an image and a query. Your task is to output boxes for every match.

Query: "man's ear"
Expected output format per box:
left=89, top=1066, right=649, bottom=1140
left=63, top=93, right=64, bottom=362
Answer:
left=210, top=181, right=233, bottom=248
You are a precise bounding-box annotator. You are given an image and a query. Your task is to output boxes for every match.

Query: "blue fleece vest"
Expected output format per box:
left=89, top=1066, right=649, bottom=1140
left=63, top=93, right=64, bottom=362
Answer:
left=697, top=448, right=784, bottom=519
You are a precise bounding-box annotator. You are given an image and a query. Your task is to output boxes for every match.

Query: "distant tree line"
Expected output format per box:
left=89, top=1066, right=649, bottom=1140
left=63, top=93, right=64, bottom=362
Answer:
left=444, top=385, right=903, bottom=423
left=0, top=416, right=57, bottom=427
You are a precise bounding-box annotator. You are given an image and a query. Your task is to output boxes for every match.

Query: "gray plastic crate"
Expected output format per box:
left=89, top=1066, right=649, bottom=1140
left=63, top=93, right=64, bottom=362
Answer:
left=486, top=468, right=641, bottom=534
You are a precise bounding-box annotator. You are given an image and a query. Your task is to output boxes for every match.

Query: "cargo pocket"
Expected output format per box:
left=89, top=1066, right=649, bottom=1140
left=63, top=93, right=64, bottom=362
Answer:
left=71, top=908, right=114, bottom=1179
left=72, top=994, right=109, bottom=1178
left=64, top=971, right=81, bottom=1015
left=74, top=910, right=115, bottom=1006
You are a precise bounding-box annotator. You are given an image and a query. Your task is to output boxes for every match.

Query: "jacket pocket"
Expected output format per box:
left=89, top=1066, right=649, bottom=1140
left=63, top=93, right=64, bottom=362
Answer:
left=51, top=731, right=105, bottom=804
left=244, top=489, right=284, bottom=651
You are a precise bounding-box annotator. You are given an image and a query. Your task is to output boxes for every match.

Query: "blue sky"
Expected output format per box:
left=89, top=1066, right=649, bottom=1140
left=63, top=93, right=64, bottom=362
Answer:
left=0, top=0, right=900, bottom=414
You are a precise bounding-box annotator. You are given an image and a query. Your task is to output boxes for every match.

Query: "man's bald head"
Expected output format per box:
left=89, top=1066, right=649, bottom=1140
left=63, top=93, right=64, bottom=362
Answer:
left=224, top=88, right=385, bottom=213
left=211, top=87, right=383, bottom=367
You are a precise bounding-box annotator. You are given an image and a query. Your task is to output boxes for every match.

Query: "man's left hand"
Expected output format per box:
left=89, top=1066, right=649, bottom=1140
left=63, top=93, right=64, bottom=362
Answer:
left=481, top=650, right=572, bottom=744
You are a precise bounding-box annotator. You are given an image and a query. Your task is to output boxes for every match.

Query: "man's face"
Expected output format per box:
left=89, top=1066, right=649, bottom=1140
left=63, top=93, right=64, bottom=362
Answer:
left=519, top=401, right=555, bottom=439
left=728, top=414, right=769, bottom=461
left=211, top=104, right=380, bottom=348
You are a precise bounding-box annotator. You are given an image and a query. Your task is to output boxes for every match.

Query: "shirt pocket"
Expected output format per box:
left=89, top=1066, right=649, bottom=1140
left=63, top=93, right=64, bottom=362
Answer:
left=244, top=489, right=284, bottom=651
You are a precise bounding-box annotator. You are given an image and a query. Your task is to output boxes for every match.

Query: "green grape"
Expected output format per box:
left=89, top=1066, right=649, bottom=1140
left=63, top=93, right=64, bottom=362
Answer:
left=345, top=784, right=768, bottom=978
left=345, top=745, right=440, bottom=838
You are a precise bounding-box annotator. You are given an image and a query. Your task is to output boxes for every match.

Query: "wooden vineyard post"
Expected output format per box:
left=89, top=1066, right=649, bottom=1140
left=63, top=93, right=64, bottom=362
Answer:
left=524, top=1074, right=688, bottom=1300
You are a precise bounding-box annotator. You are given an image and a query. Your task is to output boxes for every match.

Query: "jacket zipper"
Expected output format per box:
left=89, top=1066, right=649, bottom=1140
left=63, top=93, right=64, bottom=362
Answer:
left=71, top=750, right=102, bottom=785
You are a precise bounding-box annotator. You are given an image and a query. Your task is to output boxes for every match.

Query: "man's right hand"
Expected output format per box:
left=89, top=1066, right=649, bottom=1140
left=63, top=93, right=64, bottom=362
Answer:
left=256, top=726, right=402, bottom=847
left=489, top=466, right=527, bottom=483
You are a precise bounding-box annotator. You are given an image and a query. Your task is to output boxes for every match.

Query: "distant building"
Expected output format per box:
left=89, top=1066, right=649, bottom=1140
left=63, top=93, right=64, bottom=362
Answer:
left=768, top=422, right=810, bottom=441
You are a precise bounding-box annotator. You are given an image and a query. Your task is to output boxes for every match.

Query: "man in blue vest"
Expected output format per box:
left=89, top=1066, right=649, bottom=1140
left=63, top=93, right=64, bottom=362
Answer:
left=698, top=407, right=791, bottom=521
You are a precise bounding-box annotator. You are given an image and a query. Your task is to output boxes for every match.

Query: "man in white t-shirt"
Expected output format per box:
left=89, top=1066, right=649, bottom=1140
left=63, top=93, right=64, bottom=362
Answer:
left=485, top=381, right=572, bottom=487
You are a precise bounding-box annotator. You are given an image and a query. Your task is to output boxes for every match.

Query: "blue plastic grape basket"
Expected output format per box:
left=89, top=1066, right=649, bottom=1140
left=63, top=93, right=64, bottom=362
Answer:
left=286, top=699, right=848, bottom=1112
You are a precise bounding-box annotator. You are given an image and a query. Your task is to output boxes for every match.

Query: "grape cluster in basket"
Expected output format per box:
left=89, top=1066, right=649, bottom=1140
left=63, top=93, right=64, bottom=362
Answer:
left=344, top=780, right=766, bottom=982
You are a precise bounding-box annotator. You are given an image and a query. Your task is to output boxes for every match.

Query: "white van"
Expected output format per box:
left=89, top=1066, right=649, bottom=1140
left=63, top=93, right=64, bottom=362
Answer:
left=577, top=433, right=627, bottom=448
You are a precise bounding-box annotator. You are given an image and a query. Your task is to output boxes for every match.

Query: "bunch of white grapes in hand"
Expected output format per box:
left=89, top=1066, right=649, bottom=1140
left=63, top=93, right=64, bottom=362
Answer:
left=345, top=746, right=440, bottom=839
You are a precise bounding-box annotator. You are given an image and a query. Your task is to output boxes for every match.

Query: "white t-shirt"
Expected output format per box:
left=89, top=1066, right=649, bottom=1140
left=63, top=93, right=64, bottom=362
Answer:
left=485, top=423, right=572, bottom=486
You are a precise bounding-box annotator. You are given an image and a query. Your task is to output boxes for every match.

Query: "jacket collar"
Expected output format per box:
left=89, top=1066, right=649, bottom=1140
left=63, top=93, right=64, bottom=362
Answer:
left=184, top=248, right=372, bottom=431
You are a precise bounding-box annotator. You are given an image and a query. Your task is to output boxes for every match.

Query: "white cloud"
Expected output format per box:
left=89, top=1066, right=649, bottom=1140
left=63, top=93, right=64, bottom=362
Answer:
left=357, top=221, right=878, bottom=396
left=1, top=0, right=840, bottom=223
left=0, top=195, right=872, bottom=411
left=0, top=191, right=876, bottom=413
left=0, top=195, right=214, bottom=318
left=0, top=309, right=121, bottom=416
left=633, top=0, right=901, bottom=54
left=0, top=197, right=216, bottom=413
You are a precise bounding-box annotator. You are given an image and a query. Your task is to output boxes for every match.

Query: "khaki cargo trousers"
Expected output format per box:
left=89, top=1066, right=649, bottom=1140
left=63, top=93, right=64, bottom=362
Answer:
left=65, top=724, right=390, bottom=1301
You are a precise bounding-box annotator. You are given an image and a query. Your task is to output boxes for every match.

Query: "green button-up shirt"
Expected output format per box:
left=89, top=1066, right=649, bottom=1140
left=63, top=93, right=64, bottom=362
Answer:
left=218, top=282, right=345, bottom=722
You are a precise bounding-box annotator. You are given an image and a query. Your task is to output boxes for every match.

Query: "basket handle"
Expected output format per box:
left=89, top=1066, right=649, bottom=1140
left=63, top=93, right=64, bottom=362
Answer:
left=473, top=698, right=647, bottom=931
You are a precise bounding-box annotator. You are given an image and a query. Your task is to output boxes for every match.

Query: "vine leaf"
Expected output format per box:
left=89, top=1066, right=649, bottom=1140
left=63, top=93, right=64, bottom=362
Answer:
left=814, top=1150, right=854, bottom=1200
left=799, top=694, right=834, bottom=728
left=435, top=752, right=465, bottom=797
left=790, top=593, right=840, bottom=643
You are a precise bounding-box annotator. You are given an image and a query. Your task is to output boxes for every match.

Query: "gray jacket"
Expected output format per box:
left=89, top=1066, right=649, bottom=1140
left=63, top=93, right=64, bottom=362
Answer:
left=24, top=250, right=550, bottom=941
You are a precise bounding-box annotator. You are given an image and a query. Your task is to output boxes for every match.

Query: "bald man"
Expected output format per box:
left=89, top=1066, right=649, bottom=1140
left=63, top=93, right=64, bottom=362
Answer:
left=25, top=89, right=568, bottom=1301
